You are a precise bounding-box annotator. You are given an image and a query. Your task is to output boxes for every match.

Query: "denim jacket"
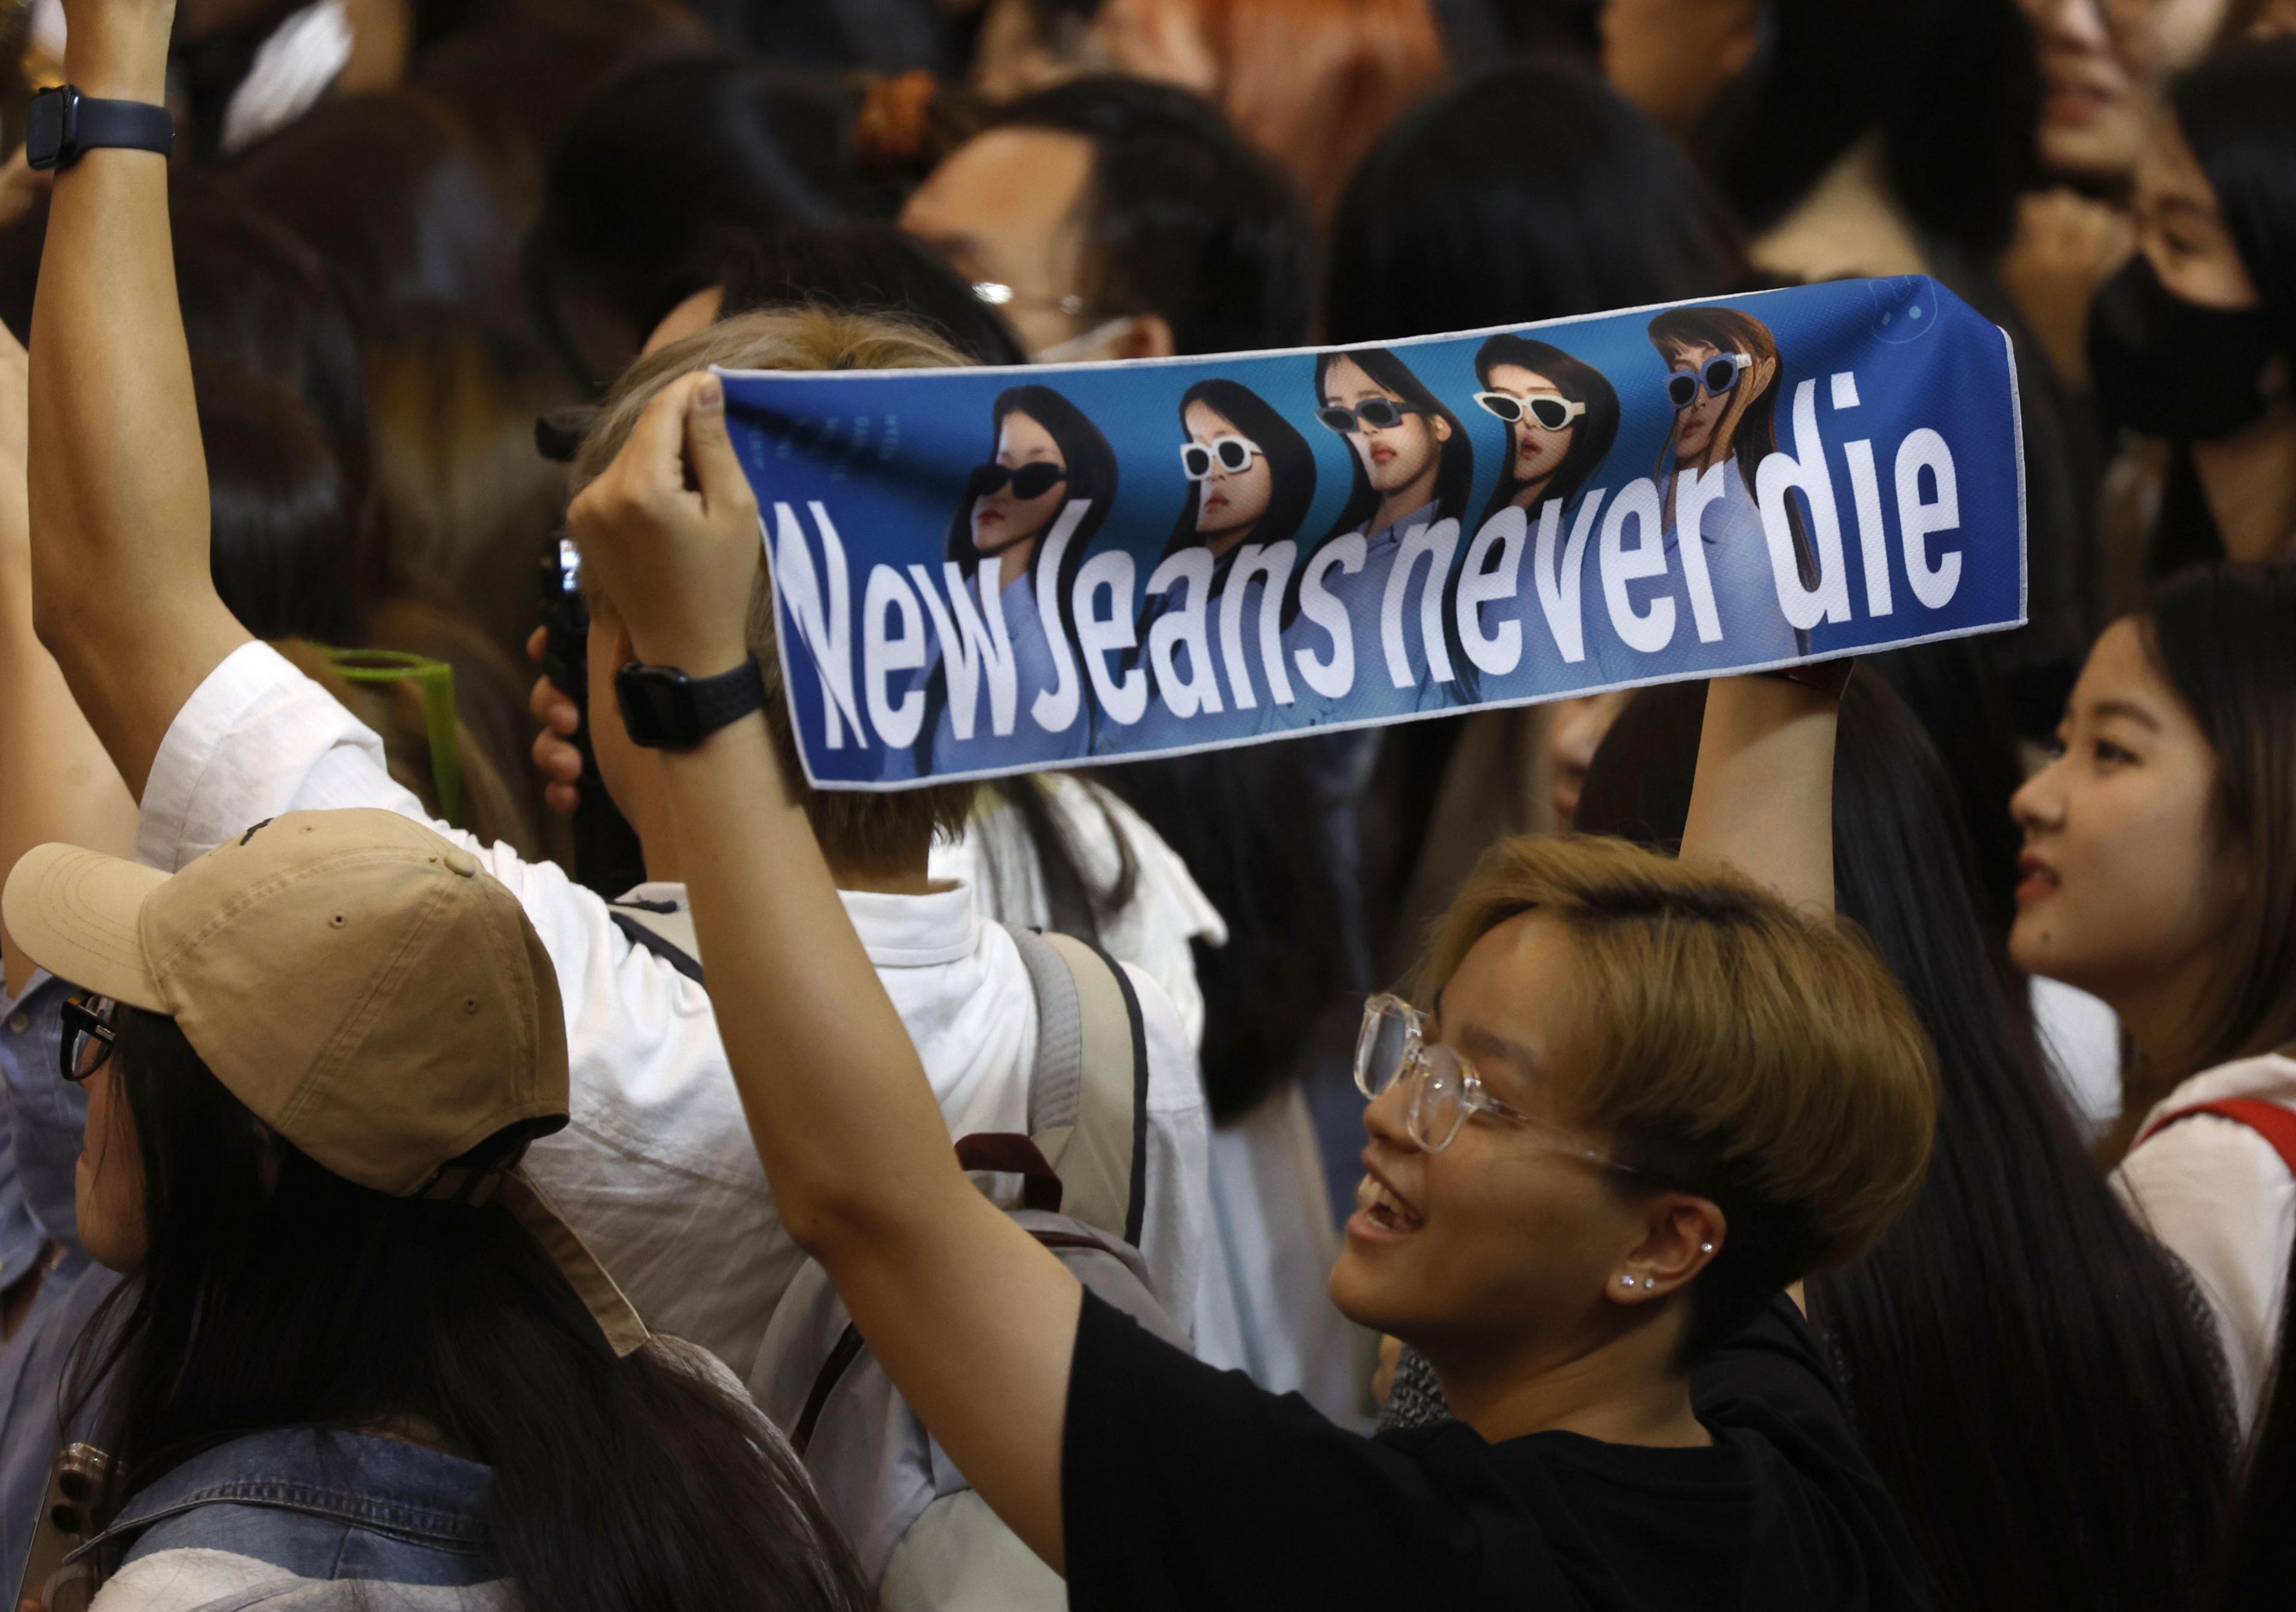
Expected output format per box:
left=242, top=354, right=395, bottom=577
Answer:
left=71, top=1428, right=512, bottom=1610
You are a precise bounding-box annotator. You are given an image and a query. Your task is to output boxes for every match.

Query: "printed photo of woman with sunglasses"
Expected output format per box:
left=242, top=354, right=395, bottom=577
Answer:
left=1644, top=306, right=1811, bottom=669
left=1471, top=334, right=1620, bottom=529
left=916, top=384, right=1118, bottom=770
left=1106, top=378, right=1320, bottom=750
left=1284, top=349, right=1474, bottom=722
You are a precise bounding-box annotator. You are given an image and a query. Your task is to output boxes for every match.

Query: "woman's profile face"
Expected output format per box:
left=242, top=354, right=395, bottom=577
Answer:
left=1321, top=355, right=1448, bottom=500
left=2021, top=0, right=2231, bottom=182
left=77, top=1053, right=148, bottom=1272
left=2010, top=618, right=2234, bottom=1021
left=1662, top=338, right=1770, bottom=467
left=1483, top=363, right=1578, bottom=505
left=1328, top=915, right=1657, bottom=1354
left=971, top=408, right=1068, bottom=555
left=1183, top=398, right=1274, bottom=550
left=2130, top=114, right=2262, bottom=312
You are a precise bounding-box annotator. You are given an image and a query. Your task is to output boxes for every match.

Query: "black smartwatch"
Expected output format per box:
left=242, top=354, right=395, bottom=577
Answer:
left=614, top=658, right=767, bottom=750
left=26, top=87, right=174, bottom=172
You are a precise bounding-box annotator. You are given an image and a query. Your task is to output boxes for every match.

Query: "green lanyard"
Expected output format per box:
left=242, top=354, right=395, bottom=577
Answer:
left=320, top=649, right=462, bottom=826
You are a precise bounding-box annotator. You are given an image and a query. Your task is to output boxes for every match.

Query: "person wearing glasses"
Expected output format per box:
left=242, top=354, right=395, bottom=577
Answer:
left=1286, top=347, right=1474, bottom=722
left=916, top=384, right=1117, bottom=773
left=1107, top=379, right=1319, bottom=752
left=1470, top=334, right=1622, bottom=538
left=566, top=367, right=1940, bottom=1611
left=1643, top=305, right=1808, bottom=674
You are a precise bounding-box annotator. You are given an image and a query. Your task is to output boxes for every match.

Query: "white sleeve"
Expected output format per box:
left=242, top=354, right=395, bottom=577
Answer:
left=132, top=645, right=791, bottom=1369
left=2114, top=1115, right=2296, bottom=1432
left=1126, top=960, right=1209, bottom=1342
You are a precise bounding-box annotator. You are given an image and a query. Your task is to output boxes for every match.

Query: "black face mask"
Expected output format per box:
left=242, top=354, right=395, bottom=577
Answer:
left=2087, top=254, right=2281, bottom=441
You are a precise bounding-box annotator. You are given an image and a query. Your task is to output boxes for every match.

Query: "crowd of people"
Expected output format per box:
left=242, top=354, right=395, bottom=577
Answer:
left=0, top=0, right=2293, bottom=1607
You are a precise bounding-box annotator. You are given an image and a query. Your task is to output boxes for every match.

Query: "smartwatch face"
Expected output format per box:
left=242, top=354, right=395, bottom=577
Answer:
left=26, top=90, right=71, bottom=170
left=615, top=666, right=701, bottom=749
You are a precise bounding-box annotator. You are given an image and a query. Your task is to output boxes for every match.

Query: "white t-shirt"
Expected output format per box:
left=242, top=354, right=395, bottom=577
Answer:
left=931, top=774, right=1225, bottom=1051
left=2112, top=1052, right=2296, bottom=1432
left=134, top=643, right=1209, bottom=1374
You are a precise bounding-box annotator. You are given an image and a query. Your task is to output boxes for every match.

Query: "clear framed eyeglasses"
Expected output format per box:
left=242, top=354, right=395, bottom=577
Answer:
left=1353, top=993, right=1637, bottom=1170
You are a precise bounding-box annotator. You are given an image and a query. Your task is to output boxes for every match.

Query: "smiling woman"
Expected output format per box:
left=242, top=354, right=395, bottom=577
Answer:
left=2012, top=563, right=2296, bottom=1427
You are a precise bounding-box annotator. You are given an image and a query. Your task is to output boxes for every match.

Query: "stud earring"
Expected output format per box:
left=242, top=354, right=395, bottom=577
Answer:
left=1699, top=1242, right=1715, bottom=1254
left=1640, top=1276, right=1656, bottom=1290
left=1619, top=1274, right=1636, bottom=1289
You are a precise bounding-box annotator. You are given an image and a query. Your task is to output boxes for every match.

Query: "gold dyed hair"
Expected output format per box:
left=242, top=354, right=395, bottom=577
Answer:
left=1413, top=835, right=1937, bottom=1290
left=574, top=308, right=979, bottom=871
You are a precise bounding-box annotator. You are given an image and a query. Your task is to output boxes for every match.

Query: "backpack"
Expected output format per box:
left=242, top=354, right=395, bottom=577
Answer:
left=609, top=901, right=1187, bottom=1607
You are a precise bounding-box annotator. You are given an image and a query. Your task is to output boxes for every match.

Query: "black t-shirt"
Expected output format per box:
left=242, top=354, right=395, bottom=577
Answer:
left=1061, top=1293, right=1931, bottom=1611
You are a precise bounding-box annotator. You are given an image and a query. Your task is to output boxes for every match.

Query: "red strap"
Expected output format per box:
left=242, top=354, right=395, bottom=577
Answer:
left=954, top=1132, right=1064, bottom=1213
left=2136, top=1098, right=2296, bottom=1176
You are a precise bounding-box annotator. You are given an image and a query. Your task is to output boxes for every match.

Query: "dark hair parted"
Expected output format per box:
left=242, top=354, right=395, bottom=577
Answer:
left=2170, top=38, right=2296, bottom=369
left=68, top=1009, right=867, bottom=1612
left=715, top=220, right=1027, bottom=365
left=1312, top=347, right=1473, bottom=541
left=1326, top=62, right=1747, bottom=344
left=1412, top=834, right=1939, bottom=1359
left=1161, top=378, right=1317, bottom=563
left=944, top=383, right=1118, bottom=595
left=1577, top=678, right=2236, bottom=1610
left=992, top=76, right=1315, bottom=356
left=1471, top=335, right=1620, bottom=527
left=2135, top=563, right=2296, bottom=1074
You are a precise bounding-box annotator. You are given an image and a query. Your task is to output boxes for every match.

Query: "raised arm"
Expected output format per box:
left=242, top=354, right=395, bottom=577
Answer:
left=0, top=316, right=138, bottom=997
left=568, top=375, right=1081, bottom=1570
left=1679, top=671, right=1843, bottom=914
left=28, top=1, right=251, bottom=798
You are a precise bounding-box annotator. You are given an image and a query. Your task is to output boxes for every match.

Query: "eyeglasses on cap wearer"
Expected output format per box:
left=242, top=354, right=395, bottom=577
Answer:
left=1352, top=993, right=1639, bottom=1169
left=966, top=460, right=1068, bottom=501
left=59, top=994, right=119, bottom=1085
left=971, top=280, right=1087, bottom=318
left=1473, top=392, right=1587, bottom=432
left=1666, top=352, right=1752, bottom=409
left=1317, top=397, right=1424, bottom=435
left=1180, top=435, right=1263, bottom=480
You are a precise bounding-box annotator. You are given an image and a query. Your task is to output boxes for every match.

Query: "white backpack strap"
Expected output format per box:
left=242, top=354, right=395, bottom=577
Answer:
left=1003, top=926, right=1150, bottom=1247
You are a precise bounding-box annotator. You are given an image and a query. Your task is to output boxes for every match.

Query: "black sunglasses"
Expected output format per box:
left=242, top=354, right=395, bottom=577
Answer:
left=59, top=994, right=119, bottom=1085
left=1665, top=352, right=1751, bottom=409
left=1316, top=398, right=1424, bottom=435
left=966, top=461, right=1068, bottom=501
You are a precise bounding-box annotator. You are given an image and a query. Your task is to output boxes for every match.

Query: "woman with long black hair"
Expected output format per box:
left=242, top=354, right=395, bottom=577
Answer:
left=1470, top=334, right=1619, bottom=530
left=919, top=382, right=1117, bottom=771
left=1, top=811, right=862, bottom=1612
left=1283, top=346, right=1472, bottom=725
left=1112, top=377, right=1317, bottom=748
left=2087, top=38, right=2296, bottom=585
left=1564, top=676, right=2236, bottom=1612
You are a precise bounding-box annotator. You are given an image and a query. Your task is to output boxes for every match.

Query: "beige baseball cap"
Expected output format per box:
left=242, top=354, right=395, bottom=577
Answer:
left=0, top=808, right=648, bottom=1355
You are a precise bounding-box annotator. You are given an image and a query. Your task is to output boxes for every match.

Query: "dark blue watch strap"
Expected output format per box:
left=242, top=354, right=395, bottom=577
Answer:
left=74, top=96, right=175, bottom=160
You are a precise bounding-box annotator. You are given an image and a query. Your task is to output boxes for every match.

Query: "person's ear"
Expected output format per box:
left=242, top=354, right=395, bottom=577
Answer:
left=1608, top=1194, right=1726, bottom=1304
left=1430, top=411, right=1453, bottom=444
left=1750, top=354, right=1778, bottom=399
left=1115, top=313, right=1176, bottom=360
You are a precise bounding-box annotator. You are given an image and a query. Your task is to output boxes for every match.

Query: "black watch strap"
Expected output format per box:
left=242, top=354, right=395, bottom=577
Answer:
left=28, top=87, right=175, bottom=172
left=686, top=658, right=768, bottom=736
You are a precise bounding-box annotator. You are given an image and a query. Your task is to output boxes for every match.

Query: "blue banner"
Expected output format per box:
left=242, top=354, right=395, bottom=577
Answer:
left=720, top=276, right=2025, bottom=789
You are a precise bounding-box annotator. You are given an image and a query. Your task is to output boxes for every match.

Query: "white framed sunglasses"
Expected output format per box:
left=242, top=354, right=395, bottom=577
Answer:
left=1473, top=392, right=1586, bottom=432
left=1180, top=434, right=1263, bottom=480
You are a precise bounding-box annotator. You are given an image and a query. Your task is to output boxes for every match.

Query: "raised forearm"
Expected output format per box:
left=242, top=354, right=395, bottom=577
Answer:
left=1680, top=674, right=1839, bottom=914
left=28, top=4, right=248, bottom=795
